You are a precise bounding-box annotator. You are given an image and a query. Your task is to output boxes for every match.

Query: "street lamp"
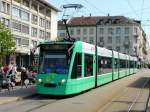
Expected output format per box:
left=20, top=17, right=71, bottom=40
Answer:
left=29, top=44, right=34, bottom=67
left=95, top=20, right=98, bottom=88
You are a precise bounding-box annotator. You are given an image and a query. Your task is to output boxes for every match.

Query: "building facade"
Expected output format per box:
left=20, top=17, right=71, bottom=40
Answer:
left=58, top=16, right=147, bottom=65
left=57, top=20, right=67, bottom=39
left=0, top=0, right=58, bottom=67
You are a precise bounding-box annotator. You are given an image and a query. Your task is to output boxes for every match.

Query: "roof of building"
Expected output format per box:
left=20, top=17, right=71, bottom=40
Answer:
left=67, top=16, right=141, bottom=26
left=38, top=0, right=59, bottom=12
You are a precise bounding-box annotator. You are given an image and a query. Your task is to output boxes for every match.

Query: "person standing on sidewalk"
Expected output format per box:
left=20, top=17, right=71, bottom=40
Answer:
left=21, top=67, right=28, bottom=88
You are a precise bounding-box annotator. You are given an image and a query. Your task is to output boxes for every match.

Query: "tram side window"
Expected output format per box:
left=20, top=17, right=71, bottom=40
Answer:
left=71, top=53, right=82, bottom=79
left=130, top=61, right=134, bottom=68
left=114, top=58, right=118, bottom=72
left=119, top=59, right=126, bottom=70
left=98, top=56, right=112, bottom=74
left=84, top=54, right=93, bottom=77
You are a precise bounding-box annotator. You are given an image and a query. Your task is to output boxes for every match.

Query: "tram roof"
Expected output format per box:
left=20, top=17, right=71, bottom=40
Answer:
left=39, top=41, right=74, bottom=46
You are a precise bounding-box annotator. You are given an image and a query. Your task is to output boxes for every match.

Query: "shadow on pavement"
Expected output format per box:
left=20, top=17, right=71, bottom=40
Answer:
left=128, top=77, right=150, bottom=89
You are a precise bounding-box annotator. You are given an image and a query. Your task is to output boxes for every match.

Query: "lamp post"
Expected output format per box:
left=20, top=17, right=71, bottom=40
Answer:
left=29, top=44, right=33, bottom=67
left=95, top=21, right=98, bottom=88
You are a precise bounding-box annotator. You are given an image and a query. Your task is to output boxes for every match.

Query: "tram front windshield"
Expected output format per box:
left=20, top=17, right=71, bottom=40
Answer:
left=40, top=54, right=69, bottom=74
left=39, top=44, right=73, bottom=74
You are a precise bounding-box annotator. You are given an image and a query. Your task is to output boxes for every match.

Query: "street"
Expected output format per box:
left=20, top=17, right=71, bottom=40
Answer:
left=0, top=69, right=150, bottom=112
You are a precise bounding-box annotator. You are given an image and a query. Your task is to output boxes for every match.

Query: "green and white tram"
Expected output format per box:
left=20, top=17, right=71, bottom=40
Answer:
left=36, top=41, right=138, bottom=95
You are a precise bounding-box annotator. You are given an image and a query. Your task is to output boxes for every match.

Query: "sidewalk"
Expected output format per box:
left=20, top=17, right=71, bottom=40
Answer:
left=0, top=85, right=36, bottom=105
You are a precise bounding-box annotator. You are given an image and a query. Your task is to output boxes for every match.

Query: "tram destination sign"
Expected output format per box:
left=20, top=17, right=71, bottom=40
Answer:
left=41, top=44, right=70, bottom=51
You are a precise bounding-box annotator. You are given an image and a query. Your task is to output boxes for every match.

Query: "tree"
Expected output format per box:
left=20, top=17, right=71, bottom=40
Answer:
left=0, top=22, right=15, bottom=65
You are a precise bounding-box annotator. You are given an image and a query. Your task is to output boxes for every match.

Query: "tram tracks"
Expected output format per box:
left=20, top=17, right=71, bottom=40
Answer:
left=127, top=78, right=149, bottom=112
left=25, top=99, right=57, bottom=112
left=0, top=94, right=62, bottom=112
left=98, top=77, right=150, bottom=112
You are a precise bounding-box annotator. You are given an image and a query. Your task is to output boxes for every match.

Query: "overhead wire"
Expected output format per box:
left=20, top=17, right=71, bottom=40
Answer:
left=141, top=0, right=145, bottom=20
left=125, top=0, right=140, bottom=19
left=83, top=0, right=107, bottom=15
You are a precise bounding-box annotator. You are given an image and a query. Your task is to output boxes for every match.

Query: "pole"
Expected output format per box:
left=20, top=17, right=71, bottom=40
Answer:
left=95, top=23, right=98, bottom=88
left=63, top=19, right=71, bottom=40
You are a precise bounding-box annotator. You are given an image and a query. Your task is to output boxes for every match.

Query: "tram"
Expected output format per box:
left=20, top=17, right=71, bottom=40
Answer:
left=36, top=41, right=138, bottom=95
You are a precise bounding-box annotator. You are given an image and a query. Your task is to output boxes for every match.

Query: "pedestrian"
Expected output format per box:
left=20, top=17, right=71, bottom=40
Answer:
left=21, top=67, right=28, bottom=88
left=3, top=64, right=9, bottom=76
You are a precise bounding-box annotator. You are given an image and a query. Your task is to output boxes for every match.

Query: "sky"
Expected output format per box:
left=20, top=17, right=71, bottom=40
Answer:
left=49, top=0, right=150, bottom=45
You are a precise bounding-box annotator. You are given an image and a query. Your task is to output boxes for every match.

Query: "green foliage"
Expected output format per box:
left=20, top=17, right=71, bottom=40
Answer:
left=0, top=22, right=16, bottom=57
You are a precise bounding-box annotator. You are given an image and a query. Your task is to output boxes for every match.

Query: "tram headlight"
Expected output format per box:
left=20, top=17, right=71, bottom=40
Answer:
left=61, top=79, right=66, bottom=84
left=38, top=79, right=42, bottom=83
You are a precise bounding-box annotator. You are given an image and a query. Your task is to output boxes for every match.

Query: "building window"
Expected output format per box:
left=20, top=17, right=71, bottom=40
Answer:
left=134, top=27, right=138, bottom=34
left=70, top=29, right=74, bottom=35
left=15, top=37, right=21, bottom=46
left=108, top=36, right=112, bottom=43
left=89, top=28, right=94, bottom=35
left=125, top=36, right=129, bottom=41
left=77, top=29, right=80, bottom=35
left=99, top=37, right=104, bottom=42
left=83, top=37, right=87, bottom=42
left=98, top=37, right=104, bottom=47
left=134, top=36, right=138, bottom=44
left=39, top=5, right=45, bottom=14
left=125, top=27, right=129, bottom=34
left=60, top=33, right=65, bottom=37
left=31, top=3, right=38, bottom=11
left=107, top=46, right=112, bottom=50
left=22, top=0, right=29, bottom=7
left=6, top=4, right=10, bottom=14
left=21, top=10, right=29, bottom=21
left=39, top=18, right=45, bottom=27
left=22, top=38, right=29, bottom=47
left=1, top=1, right=6, bottom=12
left=83, top=28, right=87, bottom=35
left=12, top=6, right=21, bottom=17
left=1, top=1, right=10, bottom=14
left=45, top=32, right=50, bottom=40
left=99, top=28, right=104, bottom=34
left=12, top=21, right=21, bottom=32
left=116, top=46, right=120, bottom=51
left=39, top=30, right=45, bottom=39
left=46, top=9, right=51, bottom=17
left=22, top=24, right=29, bottom=34
left=89, top=37, right=94, bottom=44
left=32, top=40, right=37, bottom=47
left=46, top=20, right=51, bottom=29
left=116, top=36, right=121, bottom=43
left=108, top=28, right=114, bottom=34
left=31, top=27, right=37, bottom=37
left=116, top=27, right=121, bottom=34
left=1, top=18, right=9, bottom=27
left=31, top=14, right=38, bottom=25
left=76, top=37, right=80, bottom=40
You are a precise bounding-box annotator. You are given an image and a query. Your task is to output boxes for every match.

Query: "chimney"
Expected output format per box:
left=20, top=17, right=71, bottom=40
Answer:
left=90, top=13, right=92, bottom=16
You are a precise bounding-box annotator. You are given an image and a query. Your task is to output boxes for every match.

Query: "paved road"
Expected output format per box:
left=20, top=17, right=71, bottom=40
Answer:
left=0, top=69, right=149, bottom=112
